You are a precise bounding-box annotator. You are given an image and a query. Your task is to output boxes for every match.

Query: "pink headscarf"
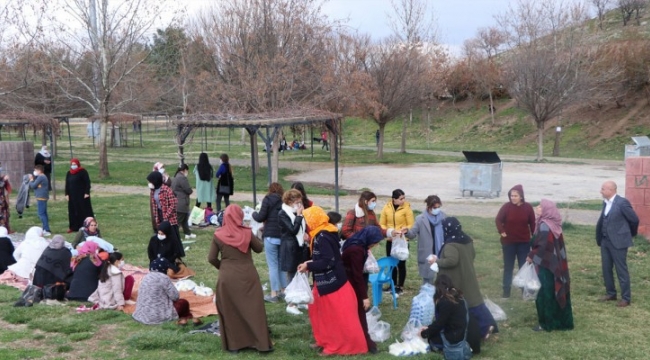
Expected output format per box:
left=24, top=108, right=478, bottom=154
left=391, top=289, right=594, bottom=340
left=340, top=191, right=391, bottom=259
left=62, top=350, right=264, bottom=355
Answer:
left=71, top=241, right=102, bottom=270
left=537, top=199, right=563, bottom=239
left=214, top=204, right=252, bottom=253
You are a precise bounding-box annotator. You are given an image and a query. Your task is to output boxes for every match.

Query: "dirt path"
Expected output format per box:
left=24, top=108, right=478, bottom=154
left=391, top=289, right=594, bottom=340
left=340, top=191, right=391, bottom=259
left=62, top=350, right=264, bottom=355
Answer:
left=590, top=100, right=645, bottom=146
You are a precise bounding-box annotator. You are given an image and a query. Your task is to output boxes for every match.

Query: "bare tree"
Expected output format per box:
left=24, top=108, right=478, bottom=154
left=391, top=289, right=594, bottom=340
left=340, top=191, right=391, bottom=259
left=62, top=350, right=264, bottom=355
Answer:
left=24, top=0, right=171, bottom=178
left=591, top=0, right=612, bottom=29
left=619, top=0, right=647, bottom=26
left=498, top=0, right=591, bottom=161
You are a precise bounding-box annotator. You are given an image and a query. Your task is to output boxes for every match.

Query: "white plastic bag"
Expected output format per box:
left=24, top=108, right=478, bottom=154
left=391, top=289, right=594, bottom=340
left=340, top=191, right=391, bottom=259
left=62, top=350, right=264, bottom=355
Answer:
left=485, top=296, right=507, bottom=321
left=175, top=279, right=198, bottom=292
left=369, top=320, right=391, bottom=343
left=363, top=251, right=380, bottom=273
left=194, top=282, right=214, bottom=297
left=401, top=318, right=423, bottom=341
left=284, top=273, right=313, bottom=304
left=515, top=263, right=541, bottom=301
left=390, top=235, right=409, bottom=261
left=409, top=284, right=436, bottom=326
left=366, top=306, right=382, bottom=329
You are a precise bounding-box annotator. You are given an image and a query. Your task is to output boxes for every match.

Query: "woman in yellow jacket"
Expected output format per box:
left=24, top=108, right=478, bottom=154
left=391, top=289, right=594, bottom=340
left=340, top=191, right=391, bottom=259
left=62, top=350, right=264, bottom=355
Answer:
left=380, top=189, right=414, bottom=294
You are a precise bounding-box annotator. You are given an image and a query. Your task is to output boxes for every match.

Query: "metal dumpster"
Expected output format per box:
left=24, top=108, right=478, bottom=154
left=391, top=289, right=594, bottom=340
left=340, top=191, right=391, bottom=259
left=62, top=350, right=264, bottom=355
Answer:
left=460, top=151, right=502, bottom=198
left=624, top=136, right=650, bottom=159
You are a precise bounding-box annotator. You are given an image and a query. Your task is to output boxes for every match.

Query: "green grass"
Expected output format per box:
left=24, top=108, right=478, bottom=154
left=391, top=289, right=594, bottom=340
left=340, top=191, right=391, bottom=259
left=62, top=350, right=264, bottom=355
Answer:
left=1, top=192, right=649, bottom=358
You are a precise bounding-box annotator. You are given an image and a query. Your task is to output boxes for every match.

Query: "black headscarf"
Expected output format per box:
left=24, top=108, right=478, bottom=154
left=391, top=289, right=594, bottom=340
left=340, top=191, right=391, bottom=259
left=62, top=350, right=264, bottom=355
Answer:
left=149, top=257, right=171, bottom=274
left=146, top=171, right=163, bottom=189
left=442, top=217, right=473, bottom=245
left=341, top=226, right=384, bottom=253
left=148, top=220, right=185, bottom=264
left=197, top=153, right=213, bottom=181
left=35, top=241, right=72, bottom=281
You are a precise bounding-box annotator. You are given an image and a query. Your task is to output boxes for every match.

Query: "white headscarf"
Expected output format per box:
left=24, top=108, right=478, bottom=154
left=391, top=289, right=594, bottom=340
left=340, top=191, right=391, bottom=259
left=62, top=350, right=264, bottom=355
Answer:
left=0, top=226, right=8, bottom=238
left=39, top=146, right=50, bottom=158
left=23, top=226, right=46, bottom=244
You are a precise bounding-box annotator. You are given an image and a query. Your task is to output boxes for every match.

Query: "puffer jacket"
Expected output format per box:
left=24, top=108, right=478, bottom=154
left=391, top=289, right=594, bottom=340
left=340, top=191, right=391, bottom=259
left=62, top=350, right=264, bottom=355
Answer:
left=88, top=265, right=125, bottom=309
left=379, top=200, right=415, bottom=238
left=252, top=193, right=283, bottom=238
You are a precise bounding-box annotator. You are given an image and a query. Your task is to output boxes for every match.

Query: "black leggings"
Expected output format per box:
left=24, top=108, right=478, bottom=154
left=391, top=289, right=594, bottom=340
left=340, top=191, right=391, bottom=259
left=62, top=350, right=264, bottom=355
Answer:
left=386, top=241, right=407, bottom=287
left=195, top=201, right=212, bottom=209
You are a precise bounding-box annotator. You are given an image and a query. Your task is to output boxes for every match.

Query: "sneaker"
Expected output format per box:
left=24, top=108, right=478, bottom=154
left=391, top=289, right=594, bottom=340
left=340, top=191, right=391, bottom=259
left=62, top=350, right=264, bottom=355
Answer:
left=395, top=287, right=404, bottom=295
left=264, top=295, right=279, bottom=303
left=188, top=234, right=197, bottom=239
left=42, top=231, right=51, bottom=237
left=484, top=325, right=495, bottom=340
left=286, top=305, right=302, bottom=315
left=297, top=304, right=308, bottom=310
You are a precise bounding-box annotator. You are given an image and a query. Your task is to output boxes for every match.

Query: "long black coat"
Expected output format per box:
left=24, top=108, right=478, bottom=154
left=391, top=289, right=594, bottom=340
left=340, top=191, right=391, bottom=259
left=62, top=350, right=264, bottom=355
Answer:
left=0, top=237, right=16, bottom=273
left=67, top=257, right=101, bottom=301
left=278, top=209, right=305, bottom=272
left=252, top=193, right=283, bottom=238
left=65, top=169, right=94, bottom=232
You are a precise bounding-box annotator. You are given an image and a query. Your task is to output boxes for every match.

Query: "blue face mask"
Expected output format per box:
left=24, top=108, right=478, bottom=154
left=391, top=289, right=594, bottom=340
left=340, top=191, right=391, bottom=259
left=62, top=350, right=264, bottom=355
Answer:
left=430, top=208, right=441, bottom=216
left=368, top=202, right=377, bottom=211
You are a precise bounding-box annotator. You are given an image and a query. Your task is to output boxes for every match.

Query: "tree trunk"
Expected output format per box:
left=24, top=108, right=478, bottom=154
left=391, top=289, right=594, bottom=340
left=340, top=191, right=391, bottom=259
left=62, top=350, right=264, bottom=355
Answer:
left=271, top=128, right=280, bottom=184
left=377, top=122, right=386, bottom=159
left=99, top=117, right=110, bottom=178
left=252, top=132, right=260, bottom=173
left=536, top=124, right=544, bottom=162
left=489, top=91, right=495, bottom=124
left=552, top=126, right=561, bottom=157
left=400, top=116, right=407, bottom=153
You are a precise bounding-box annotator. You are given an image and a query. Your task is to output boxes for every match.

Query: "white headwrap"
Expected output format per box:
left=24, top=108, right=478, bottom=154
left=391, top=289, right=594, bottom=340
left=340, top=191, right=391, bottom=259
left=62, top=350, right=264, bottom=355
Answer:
left=39, top=146, right=51, bottom=158
left=0, top=226, right=8, bottom=238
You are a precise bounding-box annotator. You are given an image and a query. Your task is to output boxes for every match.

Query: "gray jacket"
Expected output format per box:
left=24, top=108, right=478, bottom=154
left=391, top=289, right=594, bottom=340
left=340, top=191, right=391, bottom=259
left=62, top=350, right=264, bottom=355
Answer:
left=29, top=174, right=49, bottom=201
left=405, top=212, right=446, bottom=280
left=596, top=195, right=639, bottom=249
left=171, top=173, right=193, bottom=213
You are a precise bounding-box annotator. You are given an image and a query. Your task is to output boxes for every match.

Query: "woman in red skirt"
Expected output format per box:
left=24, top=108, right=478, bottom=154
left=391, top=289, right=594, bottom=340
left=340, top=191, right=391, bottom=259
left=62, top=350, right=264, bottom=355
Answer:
left=299, top=206, right=368, bottom=356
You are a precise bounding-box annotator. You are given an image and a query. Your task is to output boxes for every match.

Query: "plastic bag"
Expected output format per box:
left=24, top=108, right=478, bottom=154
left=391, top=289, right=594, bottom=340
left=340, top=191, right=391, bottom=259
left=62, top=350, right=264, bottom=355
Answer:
left=284, top=273, right=313, bottom=304
left=175, top=279, right=197, bottom=292
left=194, top=282, right=214, bottom=297
left=363, top=251, right=380, bottom=273
left=189, top=206, right=205, bottom=225
left=369, top=320, right=391, bottom=342
left=401, top=318, right=423, bottom=341
left=409, top=284, right=436, bottom=326
left=390, top=235, right=409, bottom=261
left=366, top=306, right=382, bottom=329
left=485, top=297, right=507, bottom=321
left=515, top=263, right=541, bottom=301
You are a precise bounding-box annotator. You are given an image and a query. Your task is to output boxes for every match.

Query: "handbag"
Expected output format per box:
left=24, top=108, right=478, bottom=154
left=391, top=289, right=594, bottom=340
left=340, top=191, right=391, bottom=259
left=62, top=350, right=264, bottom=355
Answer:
left=440, top=299, right=472, bottom=360
left=43, top=282, right=66, bottom=301
left=15, top=284, right=43, bottom=307
left=189, top=206, right=205, bottom=225
left=218, top=185, right=230, bottom=194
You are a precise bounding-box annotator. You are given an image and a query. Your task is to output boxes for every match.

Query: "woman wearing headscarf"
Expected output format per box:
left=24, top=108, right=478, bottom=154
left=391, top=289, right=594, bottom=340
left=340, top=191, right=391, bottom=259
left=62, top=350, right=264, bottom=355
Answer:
left=65, top=158, right=94, bottom=233
left=153, top=162, right=172, bottom=187
left=71, top=217, right=114, bottom=254
left=405, top=195, right=446, bottom=285
left=148, top=220, right=186, bottom=274
left=33, top=235, right=72, bottom=288
left=209, top=204, right=272, bottom=353
left=495, top=184, right=536, bottom=298
left=341, top=226, right=384, bottom=354
left=252, top=183, right=285, bottom=304
left=380, top=189, right=414, bottom=294
left=67, top=241, right=102, bottom=301
left=172, top=164, right=195, bottom=239
left=194, top=152, right=214, bottom=209
left=526, top=199, right=574, bottom=332
left=0, top=170, right=11, bottom=232
left=34, top=145, right=52, bottom=191
left=433, top=217, right=498, bottom=340
left=341, top=191, right=387, bottom=240
left=278, top=189, right=309, bottom=314
left=0, top=227, right=15, bottom=273
left=133, top=257, right=198, bottom=325
left=7, top=226, right=48, bottom=279
left=215, top=153, right=234, bottom=212
left=298, top=206, right=368, bottom=356
left=147, top=171, right=178, bottom=234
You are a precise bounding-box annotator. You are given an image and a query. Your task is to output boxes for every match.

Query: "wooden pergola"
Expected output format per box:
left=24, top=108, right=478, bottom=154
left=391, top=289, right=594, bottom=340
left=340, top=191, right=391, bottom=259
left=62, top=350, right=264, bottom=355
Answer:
left=173, top=108, right=344, bottom=211
left=0, top=112, right=72, bottom=199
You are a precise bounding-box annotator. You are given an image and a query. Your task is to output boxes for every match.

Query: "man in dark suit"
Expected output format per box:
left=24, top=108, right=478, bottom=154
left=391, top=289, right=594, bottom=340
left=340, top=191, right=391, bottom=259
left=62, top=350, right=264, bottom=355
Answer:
left=596, top=181, right=639, bottom=307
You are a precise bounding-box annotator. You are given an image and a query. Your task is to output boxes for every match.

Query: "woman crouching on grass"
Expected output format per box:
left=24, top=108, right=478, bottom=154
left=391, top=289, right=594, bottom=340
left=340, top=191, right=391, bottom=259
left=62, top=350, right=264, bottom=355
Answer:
left=88, top=252, right=134, bottom=310
left=299, top=206, right=368, bottom=356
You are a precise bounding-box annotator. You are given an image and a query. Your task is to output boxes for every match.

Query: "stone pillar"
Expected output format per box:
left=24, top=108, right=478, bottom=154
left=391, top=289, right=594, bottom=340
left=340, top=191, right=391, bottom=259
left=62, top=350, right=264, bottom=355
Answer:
left=625, top=157, right=650, bottom=239
left=0, top=141, right=35, bottom=191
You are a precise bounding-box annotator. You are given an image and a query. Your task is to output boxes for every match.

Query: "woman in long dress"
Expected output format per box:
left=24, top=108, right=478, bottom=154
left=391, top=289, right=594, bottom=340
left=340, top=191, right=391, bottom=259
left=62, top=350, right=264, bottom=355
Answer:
left=527, top=199, right=574, bottom=332
left=65, top=159, right=94, bottom=233
left=193, top=152, right=214, bottom=209
left=0, top=171, right=11, bottom=232
left=209, top=204, right=272, bottom=353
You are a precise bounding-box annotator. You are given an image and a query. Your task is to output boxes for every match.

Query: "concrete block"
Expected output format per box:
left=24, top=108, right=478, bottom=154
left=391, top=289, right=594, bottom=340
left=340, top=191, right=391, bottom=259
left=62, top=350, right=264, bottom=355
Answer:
left=626, top=157, right=644, bottom=176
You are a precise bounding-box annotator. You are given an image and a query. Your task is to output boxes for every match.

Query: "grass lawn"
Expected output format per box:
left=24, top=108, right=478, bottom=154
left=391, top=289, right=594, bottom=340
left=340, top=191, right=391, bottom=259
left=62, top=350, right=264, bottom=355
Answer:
left=1, top=194, right=649, bottom=359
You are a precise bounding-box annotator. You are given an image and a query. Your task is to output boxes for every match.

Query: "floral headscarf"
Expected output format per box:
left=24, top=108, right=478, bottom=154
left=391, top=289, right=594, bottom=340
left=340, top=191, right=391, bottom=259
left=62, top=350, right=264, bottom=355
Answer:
left=71, top=241, right=102, bottom=270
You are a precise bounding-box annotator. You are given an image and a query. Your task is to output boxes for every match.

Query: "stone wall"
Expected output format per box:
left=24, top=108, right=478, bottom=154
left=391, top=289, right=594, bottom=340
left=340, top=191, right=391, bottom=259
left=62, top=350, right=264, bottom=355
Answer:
left=625, top=157, right=650, bottom=239
left=0, top=141, right=34, bottom=190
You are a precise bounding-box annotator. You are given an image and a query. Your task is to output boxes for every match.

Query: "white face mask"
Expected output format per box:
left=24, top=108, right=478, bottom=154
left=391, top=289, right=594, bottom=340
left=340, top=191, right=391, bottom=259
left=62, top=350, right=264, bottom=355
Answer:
left=33, top=171, right=38, bottom=176
left=148, top=183, right=155, bottom=189
left=219, top=159, right=223, bottom=165
left=157, top=234, right=166, bottom=241
left=70, top=164, right=78, bottom=170
left=292, top=204, right=299, bottom=212
left=158, top=168, right=165, bottom=175
left=367, top=202, right=377, bottom=211
left=117, top=261, right=125, bottom=269
left=430, top=208, right=441, bottom=216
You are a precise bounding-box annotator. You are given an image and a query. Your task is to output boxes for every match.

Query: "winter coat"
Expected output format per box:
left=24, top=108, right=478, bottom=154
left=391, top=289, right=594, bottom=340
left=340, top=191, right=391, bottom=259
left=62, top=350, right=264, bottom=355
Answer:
left=172, top=173, right=193, bottom=213
left=132, top=271, right=179, bottom=325
left=379, top=201, right=415, bottom=238
left=88, top=265, right=125, bottom=309
left=15, top=175, right=30, bottom=216
left=8, top=233, right=48, bottom=278
left=252, top=193, right=283, bottom=238
left=278, top=208, right=306, bottom=272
